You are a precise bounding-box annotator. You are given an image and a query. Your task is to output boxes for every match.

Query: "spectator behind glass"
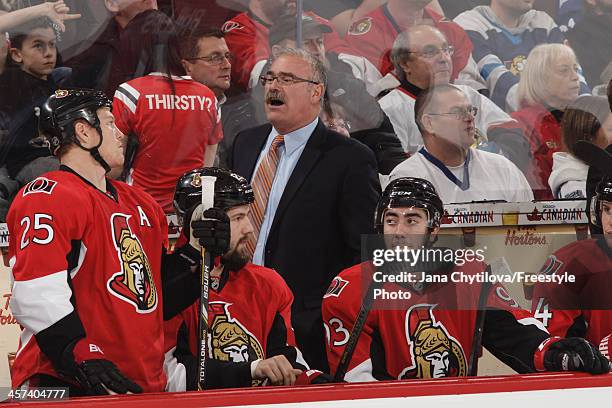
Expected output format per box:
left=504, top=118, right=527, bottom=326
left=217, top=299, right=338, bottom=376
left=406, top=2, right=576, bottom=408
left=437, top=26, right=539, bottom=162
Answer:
left=112, top=11, right=223, bottom=213
left=0, top=18, right=68, bottom=202
left=304, top=0, right=443, bottom=36
left=566, top=0, right=612, bottom=88
left=454, top=0, right=589, bottom=112
left=510, top=43, right=581, bottom=200
left=221, top=0, right=296, bottom=92
left=549, top=95, right=612, bottom=198
left=388, top=84, right=533, bottom=203
left=380, top=24, right=530, bottom=173
left=65, top=0, right=158, bottom=97
left=330, top=0, right=477, bottom=89
left=179, top=26, right=234, bottom=167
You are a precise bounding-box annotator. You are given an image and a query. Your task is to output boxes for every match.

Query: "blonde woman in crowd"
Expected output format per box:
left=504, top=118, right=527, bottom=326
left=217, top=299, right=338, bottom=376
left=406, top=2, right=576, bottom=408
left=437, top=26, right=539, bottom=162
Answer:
left=511, top=43, right=582, bottom=199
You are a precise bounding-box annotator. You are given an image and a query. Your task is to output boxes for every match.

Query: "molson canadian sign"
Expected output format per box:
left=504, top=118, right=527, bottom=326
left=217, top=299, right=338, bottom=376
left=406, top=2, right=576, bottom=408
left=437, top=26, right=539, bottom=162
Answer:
left=440, top=201, right=587, bottom=228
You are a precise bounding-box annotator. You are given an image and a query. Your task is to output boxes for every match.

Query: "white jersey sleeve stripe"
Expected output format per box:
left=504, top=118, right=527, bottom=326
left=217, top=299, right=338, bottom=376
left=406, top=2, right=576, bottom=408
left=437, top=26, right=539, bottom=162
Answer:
left=115, top=87, right=138, bottom=114
left=344, top=358, right=377, bottom=382
left=10, top=270, right=74, bottom=334
left=517, top=317, right=549, bottom=334
left=69, top=242, right=87, bottom=280
left=119, top=82, right=141, bottom=101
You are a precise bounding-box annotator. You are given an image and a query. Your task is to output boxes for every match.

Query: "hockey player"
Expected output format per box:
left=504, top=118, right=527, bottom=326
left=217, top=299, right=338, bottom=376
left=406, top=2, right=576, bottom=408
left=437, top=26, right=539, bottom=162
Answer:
left=323, top=177, right=610, bottom=381
left=165, top=167, right=329, bottom=390
left=7, top=89, right=205, bottom=395
left=532, top=176, right=612, bottom=357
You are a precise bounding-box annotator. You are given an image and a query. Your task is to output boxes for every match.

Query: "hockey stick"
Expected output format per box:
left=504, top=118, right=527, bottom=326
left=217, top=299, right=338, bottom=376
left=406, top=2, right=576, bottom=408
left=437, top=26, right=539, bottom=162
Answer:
left=467, top=257, right=512, bottom=376
left=573, top=141, right=612, bottom=177
left=468, top=263, right=492, bottom=376
left=333, top=274, right=382, bottom=382
left=196, top=176, right=217, bottom=391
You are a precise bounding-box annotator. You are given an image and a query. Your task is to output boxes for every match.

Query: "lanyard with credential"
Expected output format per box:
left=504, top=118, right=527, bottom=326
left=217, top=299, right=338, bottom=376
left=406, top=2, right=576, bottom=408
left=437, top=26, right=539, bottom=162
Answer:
left=418, top=148, right=471, bottom=191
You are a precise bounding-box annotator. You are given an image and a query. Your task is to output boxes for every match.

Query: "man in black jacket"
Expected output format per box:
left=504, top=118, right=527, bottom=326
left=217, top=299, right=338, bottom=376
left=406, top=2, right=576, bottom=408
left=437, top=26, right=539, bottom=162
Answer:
left=229, top=47, right=380, bottom=371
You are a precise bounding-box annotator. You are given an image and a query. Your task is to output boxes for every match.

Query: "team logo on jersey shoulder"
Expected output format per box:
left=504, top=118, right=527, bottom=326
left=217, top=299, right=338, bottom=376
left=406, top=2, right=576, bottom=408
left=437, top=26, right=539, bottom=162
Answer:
left=324, top=276, right=349, bottom=298
left=540, top=255, right=563, bottom=276
left=399, top=304, right=467, bottom=379
left=209, top=302, right=264, bottom=386
left=22, top=177, right=58, bottom=197
left=348, top=17, right=372, bottom=36
left=221, top=21, right=243, bottom=33
left=107, top=213, right=158, bottom=313
left=54, top=89, right=69, bottom=98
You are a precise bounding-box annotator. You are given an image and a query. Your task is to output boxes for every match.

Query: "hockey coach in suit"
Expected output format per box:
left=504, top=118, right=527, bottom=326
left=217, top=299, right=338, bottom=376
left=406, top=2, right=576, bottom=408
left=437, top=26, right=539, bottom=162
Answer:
left=230, top=47, right=381, bottom=371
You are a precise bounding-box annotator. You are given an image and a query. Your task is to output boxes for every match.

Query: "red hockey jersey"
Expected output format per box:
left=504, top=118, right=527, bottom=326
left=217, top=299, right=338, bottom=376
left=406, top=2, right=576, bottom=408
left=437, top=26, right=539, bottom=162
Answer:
left=222, top=12, right=271, bottom=92
left=531, top=239, right=612, bottom=348
left=113, top=73, right=223, bottom=213
left=165, top=262, right=308, bottom=389
left=322, top=261, right=549, bottom=381
left=8, top=168, right=169, bottom=392
left=334, top=5, right=473, bottom=80
left=510, top=103, right=562, bottom=200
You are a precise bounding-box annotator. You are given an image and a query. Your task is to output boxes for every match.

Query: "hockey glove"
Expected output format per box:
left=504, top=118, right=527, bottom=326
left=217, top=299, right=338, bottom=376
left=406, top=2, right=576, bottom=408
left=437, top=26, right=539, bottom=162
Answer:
left=61, top=339, right=143, bottom=395
left=543, top=337, right=611, bottom=374
left=189, top=206, right=230, bottom=257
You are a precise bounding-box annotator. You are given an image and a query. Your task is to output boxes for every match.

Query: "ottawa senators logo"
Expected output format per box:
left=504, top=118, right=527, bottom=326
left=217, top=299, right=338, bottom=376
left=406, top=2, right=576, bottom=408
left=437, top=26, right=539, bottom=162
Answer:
left=348, top=17, right=372, bottom=36
left=209, top=302, right=264, bottom=385
left=107, top=213, right=158, bottom=313
left=540, top=255, right=563, bottom=276
left=54, top=89, right=69, bottom=98
left=221, top=21, right=242, bottom=33
left=399, top=304, right=467, bottom=379
left=22, top=177, right=57, bottom=197
left=324, top=276, right=349, bottom=298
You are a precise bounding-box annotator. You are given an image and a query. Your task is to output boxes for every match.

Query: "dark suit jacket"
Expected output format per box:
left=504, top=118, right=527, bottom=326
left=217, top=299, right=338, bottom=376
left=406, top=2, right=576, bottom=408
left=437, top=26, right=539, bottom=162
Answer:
left=230, top=119, right=380, bottom=368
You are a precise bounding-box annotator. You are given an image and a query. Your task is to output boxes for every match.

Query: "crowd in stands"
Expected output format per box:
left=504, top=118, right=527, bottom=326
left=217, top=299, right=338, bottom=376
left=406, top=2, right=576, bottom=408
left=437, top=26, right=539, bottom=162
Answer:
left=1, top=0, right=610, bottom=218
left=1, top=0, right=612, bottom=394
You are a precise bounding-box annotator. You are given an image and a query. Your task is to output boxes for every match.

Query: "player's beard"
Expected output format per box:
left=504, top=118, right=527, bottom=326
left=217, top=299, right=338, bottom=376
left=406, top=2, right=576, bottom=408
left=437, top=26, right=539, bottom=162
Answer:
left=222, top=236, right=251, bottom=272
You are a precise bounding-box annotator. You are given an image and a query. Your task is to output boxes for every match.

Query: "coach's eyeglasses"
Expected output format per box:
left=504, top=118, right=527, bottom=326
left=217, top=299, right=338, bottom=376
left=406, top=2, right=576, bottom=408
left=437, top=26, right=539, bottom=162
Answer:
left=186, top=52, right=235, bottom=65
left=427, top=106, right=478, bottom=120
left=260, top=73, right=320, bottom=86
left=407, top=45, right=455, bottom=59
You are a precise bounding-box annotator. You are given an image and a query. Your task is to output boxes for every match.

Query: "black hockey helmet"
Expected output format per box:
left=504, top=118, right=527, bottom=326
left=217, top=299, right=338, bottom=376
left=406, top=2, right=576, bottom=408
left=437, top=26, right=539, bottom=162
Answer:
left=39, top=89, right=113, bottom=154
left=590, top=176, right=612, bottom=227
left=375, top=177, right=443, bottom=232
left=174, top=167, right=254, bottom=223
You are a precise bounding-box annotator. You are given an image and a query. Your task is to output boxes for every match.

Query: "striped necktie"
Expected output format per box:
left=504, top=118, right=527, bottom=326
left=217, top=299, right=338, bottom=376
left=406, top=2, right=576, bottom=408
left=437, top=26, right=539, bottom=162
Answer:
left=247, top=135, right=285, bottom=256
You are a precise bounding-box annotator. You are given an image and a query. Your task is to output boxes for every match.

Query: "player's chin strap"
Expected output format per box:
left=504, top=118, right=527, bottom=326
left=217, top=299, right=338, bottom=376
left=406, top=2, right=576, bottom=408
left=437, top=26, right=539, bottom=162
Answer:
left=74, top=129, right=112, bottom=173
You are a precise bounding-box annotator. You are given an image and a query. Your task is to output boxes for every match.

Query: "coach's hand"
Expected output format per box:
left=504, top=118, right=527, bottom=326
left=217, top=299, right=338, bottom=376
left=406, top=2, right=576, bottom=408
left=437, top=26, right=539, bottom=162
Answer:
left=252, top=355, right=303, bottom=386
left=544, top=337, right=611, bottom=374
